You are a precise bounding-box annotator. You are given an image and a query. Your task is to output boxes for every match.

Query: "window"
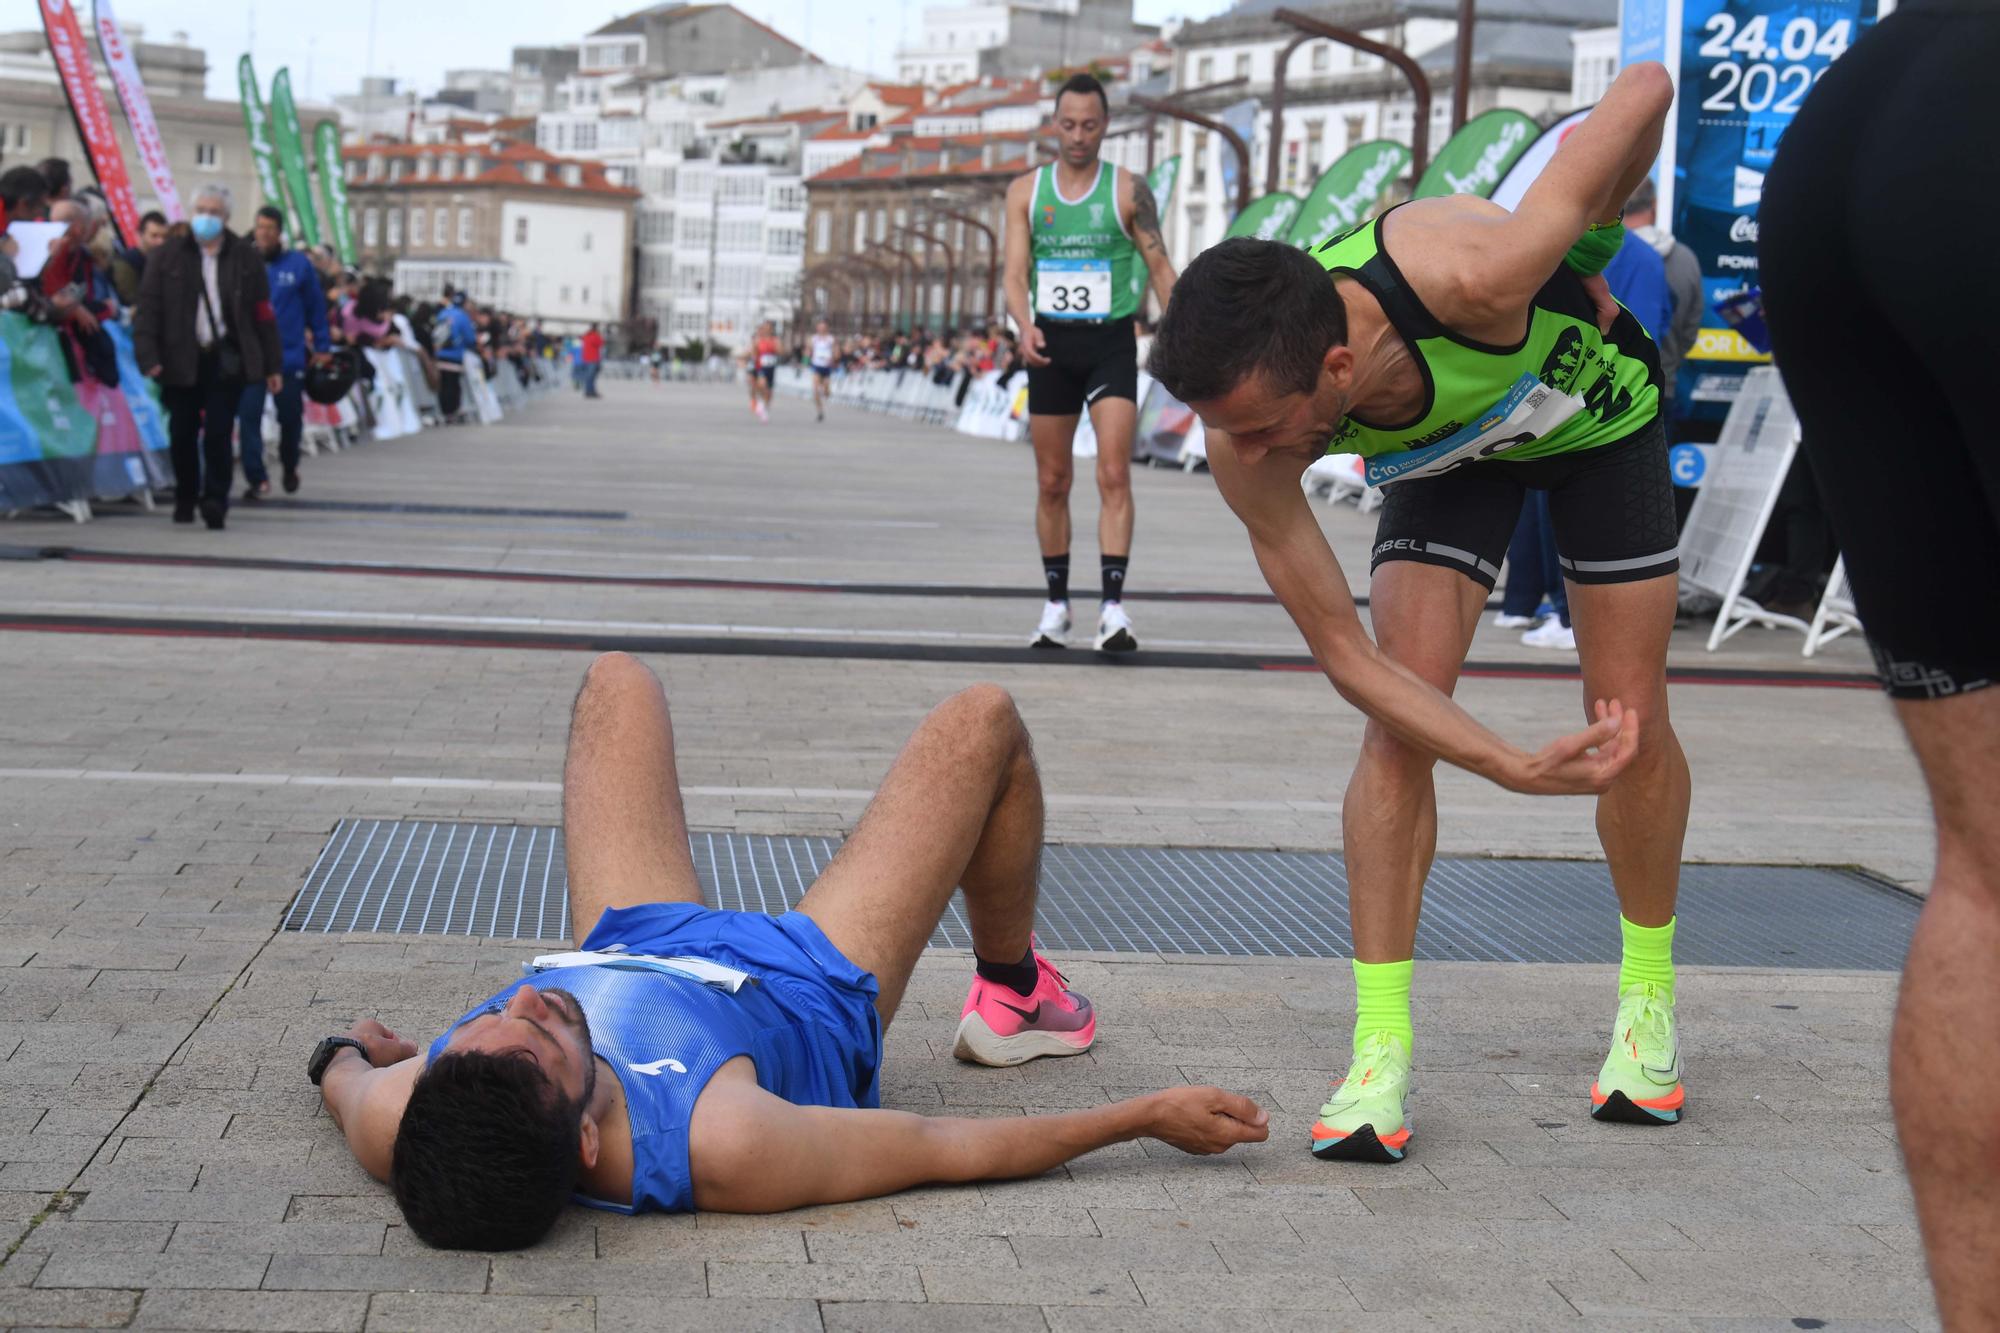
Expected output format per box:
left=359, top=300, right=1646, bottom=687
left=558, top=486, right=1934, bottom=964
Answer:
left=873, top=208, right=886, bottom=242
left=853, top=212, right=866, bottom=253
left=362, top=208, right=380, bottom=246
left=410, top=208, right=426, bottom=246
left=583, top=232, right=593, bottom=251
left=1196, top=55, right=1213, bottom=83
left=0, top=125, right=28, bottom=152
left=1234, top=53, right=1251, bottom=80
left=1192, top=131, right=1210, bottom=190
left=1311, top=42, right=1330, bottom=72
left=1305, top=121, right=1324, bottom=177
left=814, top=210, right=831, bottom=252
left=640, top=210, right=673, bottom=243
left=719, top=219, right=762, bottom=250
left=387, top=209, right=403, bottom=246
left=767, top=227, right=803, bottom=255
left=388, top=160, right=405, bottom=183
left=573, top=122, right=597, bottom=151
left=562, top=164, right=583, bottom=187
left=458, top=207, right=473, bottom=247
left=581, top=286, right=590, bottom=304
left=525, top=161, right=547, bottom=184
left=721, top=174, right=764, bottom=204
left=769, top=183, right=805, bottom=212
left=516, top=216, right=530, bottom=244
left=680, top=215, right=713, bottom=247
left=368, top=156, right=385, bottom=181
left=416, top=156, right=434, bottom=180
left=195, top=141, right=219, bottom=168
left=1344, top=114, right=1366, bottom=149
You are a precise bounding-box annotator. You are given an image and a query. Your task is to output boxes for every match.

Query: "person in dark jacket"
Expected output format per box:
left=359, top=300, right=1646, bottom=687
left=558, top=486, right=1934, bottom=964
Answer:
left=133, top=184, right=281, bottom=531
left=236, top=206, right=330, bottom=498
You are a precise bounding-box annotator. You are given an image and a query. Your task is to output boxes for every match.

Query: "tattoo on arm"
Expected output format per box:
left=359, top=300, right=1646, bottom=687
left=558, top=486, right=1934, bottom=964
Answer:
left=1131, top=180, right=1166, bottom=254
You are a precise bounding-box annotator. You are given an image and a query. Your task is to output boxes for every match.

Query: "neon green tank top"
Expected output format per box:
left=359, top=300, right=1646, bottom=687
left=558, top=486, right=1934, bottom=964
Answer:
left=1030, top=162, right=1139, bottom=323
left=1312, top=207, right=1661, bottom=475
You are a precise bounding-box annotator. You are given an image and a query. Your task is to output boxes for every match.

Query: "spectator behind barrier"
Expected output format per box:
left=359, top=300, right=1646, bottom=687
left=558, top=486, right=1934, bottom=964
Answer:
left=132, top=182, right=281, bottom=531
left=39, top=199, right=119, bottom=387
left=36, top=157, right=71, bottom=203
left=431, top=291, right=477, bottom=419
left=236, top=205, right=331, bottom=500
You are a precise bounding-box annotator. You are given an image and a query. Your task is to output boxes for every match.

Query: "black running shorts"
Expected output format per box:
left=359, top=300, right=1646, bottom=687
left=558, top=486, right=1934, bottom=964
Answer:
left=1027, top=319, right=1138, bottom=416
left=1369, top=419, right=1679, bottom=591
left=1761, top=0, right=1999, bottom=699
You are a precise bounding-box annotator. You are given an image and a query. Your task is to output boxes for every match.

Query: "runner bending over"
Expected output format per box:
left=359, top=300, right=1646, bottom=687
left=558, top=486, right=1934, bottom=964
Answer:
left=1148, top=64, right=1674, bottom=1162
left=313, top=654, right=1268, bottom=1250
left=1004, top=73, right=1176, bottom=654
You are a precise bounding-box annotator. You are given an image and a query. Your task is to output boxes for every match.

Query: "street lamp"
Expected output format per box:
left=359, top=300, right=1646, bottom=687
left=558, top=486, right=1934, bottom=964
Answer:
left=876, top=238, right=921, bottom=334
left=1270, top=8, right=1436, bottom=187
left=893, top=223, right=956, bottom=332
left=926, top=191, right=999, bottom=322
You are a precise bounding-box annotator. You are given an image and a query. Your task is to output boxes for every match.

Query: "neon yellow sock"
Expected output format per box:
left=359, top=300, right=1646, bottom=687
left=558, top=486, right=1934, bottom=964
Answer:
left=1351, top=959, right=1414, bottom=1057
left=1618, top=915, right=1676, bottom=999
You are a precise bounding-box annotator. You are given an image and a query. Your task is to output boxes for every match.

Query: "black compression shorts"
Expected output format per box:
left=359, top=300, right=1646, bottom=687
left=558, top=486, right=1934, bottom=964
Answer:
left=1369, top=419, right=1679, bottom=591
left=1027, top=319, right=1138, bottom=416
left=1760, top=0, right=1999, bottom=699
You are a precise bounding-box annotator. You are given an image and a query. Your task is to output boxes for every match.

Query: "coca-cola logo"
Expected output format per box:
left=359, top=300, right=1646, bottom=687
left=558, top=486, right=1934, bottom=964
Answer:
left=1729, top=215, right=1760, bottom=244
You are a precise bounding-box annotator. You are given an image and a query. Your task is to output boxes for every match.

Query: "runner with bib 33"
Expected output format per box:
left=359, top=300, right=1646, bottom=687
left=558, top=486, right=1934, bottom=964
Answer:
left=1147, top=65, right=1683, bottom=1163
left=1004, top=73, right=1176, bottom=655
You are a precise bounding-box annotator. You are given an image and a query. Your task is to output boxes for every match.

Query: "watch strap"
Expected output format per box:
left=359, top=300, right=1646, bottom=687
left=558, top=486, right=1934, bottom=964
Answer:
left=308, top=1036, right=367, bottom=1086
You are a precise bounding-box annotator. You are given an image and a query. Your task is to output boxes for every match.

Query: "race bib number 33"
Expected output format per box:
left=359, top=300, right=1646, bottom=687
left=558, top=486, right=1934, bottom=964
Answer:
left=1036, top=259, right=1112, bottom=320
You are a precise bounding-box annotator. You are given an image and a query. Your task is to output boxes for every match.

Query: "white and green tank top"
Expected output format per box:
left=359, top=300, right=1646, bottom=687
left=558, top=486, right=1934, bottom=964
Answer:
left=1312, top=207, right=1662, bottom=484
left=1030, top=162, right=1140, bottom=323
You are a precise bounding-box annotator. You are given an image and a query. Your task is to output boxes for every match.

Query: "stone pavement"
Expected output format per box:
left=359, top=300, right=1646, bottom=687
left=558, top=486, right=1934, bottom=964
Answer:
left=0, top=379, right=1934, bottom=1329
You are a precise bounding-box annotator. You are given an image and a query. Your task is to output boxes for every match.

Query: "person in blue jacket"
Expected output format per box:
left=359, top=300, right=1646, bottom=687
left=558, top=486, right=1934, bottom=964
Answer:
left=238, top=207, right=330, bottom=497
left=432, top=290, right=479, bottom=419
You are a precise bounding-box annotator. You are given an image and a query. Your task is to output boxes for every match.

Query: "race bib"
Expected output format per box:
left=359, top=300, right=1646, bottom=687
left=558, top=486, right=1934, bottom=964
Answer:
left=758, top=353, right=778, bottom=369
left=1364, top=374, right=1585, bottom=488
left=1036, top=259, right=1112, bottom=320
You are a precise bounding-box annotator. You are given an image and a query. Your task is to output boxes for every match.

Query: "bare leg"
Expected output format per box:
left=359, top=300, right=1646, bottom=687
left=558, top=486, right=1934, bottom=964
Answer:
left=1086, top=396, right=1136, bottom=558
left=1030, top=414, right=1079, bottom=559
left=796, top=685, right=1043, bottom=1027
left=1887, top=690, right=2000, bottom=1329
left=562, top=653, right=703, bottom=943
left=1568, top=575, right=1690, bottom=928
left=1341, top=562, right=1487, bottom=962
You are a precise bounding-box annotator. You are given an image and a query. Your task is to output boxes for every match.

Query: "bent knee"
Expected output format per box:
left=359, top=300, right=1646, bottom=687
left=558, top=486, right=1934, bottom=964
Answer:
left=580, top=651, right=659, bottom=700
left=1358, top=721, right=1439, bottom=781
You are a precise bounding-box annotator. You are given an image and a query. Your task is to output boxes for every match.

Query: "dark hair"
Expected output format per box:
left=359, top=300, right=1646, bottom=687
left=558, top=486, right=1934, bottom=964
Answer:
left=256, top=205, right=285, bottom=229
left=0, top=165, right=48, bottom=213
left=36, top=157, right=71, bottom=197
left=1053, top=73, right=1109, bottom=117
left=1147, top=238, right=1348, bottom=402
left=140, top=209, right=168, bottom=230
left=391, top=1052, right=584, bottom=1251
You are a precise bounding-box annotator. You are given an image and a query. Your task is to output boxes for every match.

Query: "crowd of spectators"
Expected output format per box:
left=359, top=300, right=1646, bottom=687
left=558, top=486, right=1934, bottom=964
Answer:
left=780, top=323, right=1034, bottom=407
left=0, top=156, right=584, bottom=530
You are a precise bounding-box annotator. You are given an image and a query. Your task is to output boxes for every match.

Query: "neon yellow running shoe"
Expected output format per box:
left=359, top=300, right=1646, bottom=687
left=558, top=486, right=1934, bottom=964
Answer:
left=1591, top=982, right=1685, bottom=1125
left=1310, top=1031, right=1413, bottom=1163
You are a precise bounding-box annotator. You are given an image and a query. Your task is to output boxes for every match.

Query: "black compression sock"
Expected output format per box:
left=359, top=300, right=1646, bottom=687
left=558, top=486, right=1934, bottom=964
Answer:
left=1101, top=554, right=1129, bottom=604
left=975, top=948, right=1040, bottom=997
left=1042, top=554, right=1070, bottom=604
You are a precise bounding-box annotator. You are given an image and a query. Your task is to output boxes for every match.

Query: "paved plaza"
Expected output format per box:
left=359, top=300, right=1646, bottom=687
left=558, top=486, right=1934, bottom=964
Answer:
left=0, top=379, right=1937, bottom=1329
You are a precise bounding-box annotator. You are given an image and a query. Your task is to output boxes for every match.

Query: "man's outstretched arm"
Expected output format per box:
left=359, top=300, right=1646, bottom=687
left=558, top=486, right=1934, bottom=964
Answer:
left=690, top=1077, right=1268, bottom=1213
left=1207, top=438, right=1638, bottom=795
left=318, top=1019, right=422, bottom=1183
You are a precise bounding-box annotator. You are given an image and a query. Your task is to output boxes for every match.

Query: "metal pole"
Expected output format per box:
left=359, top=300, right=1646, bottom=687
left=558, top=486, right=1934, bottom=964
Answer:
left=1265, top=34, right=1311, bottom=194
left=1452, top=0, right=1476, bottom=133
left=1131, top=93, right=1254, bottom=218
left=928, top=201, right=998, bottom=320
left=1273, top=8, right=1434, bottom=184
left=895, top=224, right=956, bottom=332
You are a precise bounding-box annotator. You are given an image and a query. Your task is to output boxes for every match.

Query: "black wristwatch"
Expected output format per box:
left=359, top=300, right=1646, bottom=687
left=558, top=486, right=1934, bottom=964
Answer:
left=307, top=1036, right=368, bottom=1086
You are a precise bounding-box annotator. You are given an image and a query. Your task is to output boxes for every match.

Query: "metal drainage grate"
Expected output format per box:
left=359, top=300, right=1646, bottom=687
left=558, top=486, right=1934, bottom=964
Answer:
left=284, top=819, right=1919, bottom=971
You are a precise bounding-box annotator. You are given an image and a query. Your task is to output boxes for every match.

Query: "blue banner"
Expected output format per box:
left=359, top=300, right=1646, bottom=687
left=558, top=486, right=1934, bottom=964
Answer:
left=0, top=313, right=168, bottom=510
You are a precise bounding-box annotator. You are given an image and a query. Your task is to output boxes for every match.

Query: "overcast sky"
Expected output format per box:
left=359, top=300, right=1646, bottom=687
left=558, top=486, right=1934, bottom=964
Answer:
left=97, top=0, right=1232, bottom=106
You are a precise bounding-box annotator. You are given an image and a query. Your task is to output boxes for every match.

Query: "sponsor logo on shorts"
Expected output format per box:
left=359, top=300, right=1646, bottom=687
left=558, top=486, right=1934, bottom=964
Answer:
left=1374, top=538, right=1424, bottom=558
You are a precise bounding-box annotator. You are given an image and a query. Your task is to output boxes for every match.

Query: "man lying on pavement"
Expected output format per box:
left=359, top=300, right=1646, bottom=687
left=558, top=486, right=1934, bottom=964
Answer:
left=311, top=652, right=1269, bottom=1249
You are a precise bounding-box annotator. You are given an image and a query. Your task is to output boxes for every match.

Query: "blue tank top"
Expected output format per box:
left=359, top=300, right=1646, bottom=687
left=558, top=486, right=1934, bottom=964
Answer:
left=427, top=961, right=869, bottom=1213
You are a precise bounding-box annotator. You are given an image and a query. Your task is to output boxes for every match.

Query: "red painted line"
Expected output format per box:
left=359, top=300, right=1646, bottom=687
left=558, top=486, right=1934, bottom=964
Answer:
left=1261, top=661, right=1878, bottom=691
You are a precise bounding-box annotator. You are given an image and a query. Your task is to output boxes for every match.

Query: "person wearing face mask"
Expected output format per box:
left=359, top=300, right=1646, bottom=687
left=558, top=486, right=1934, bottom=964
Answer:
left=236, top=206, right=330, bottom=497
left=133, top=184, right=281, bottom=530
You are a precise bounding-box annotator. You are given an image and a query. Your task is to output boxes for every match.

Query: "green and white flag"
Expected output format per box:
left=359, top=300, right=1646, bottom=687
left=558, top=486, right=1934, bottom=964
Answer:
left=314, top=120, right=357, bottom=265
left=1223, top=191, right=1303, bottom=242
left=269, top=69, right=323, bottom=247
left=236, top=55, right=287, bottom=227
left=1288, top=140, right=1412, bottom=248
left=1413, top=108, right=1539, bottom=200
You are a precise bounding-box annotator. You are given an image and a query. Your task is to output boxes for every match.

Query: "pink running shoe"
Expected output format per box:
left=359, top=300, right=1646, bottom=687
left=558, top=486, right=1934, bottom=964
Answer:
left=953, top=953, right=1096, bottom=1067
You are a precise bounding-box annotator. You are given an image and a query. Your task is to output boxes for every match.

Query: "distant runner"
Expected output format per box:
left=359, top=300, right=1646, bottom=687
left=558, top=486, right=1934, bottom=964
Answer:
left=809, top=319, right=838, bottom=422
left=1149, top=66, right=1674, bottom=1163
left=1003, top=73, right=1176, bottom=654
